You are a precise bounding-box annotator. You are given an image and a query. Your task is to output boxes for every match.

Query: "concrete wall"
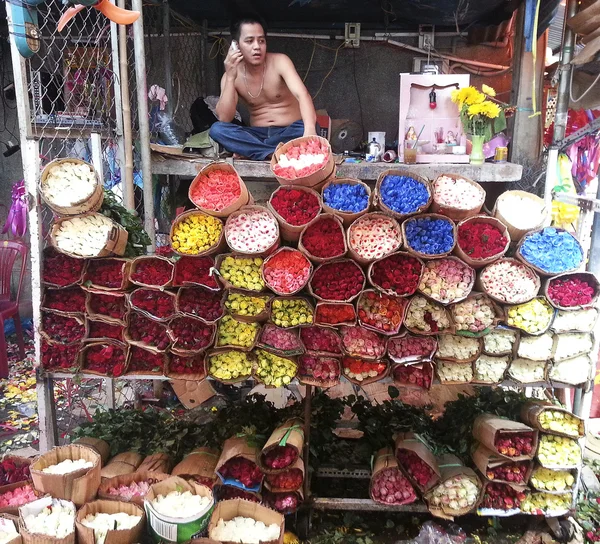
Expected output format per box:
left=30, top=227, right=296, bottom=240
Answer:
left=200, top=35, right=513, bottom=148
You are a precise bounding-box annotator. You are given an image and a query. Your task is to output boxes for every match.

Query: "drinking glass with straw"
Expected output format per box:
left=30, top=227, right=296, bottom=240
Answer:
left=404, top=125, right=425, bottom=164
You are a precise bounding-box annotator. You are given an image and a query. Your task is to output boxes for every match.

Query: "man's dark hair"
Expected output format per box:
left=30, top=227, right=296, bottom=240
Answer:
left=230, top=13, right=268, bottom=42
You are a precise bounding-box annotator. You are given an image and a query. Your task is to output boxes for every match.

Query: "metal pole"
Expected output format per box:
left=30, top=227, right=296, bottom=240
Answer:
left=163, top=1, right=173, bottom=115
left=132, top=0, right=156, bottom=249
left=552, top=0, right=579, bottom=144
left=116, top=0, right=136, bottom=211
left=6, top=0, right=57, bottom=451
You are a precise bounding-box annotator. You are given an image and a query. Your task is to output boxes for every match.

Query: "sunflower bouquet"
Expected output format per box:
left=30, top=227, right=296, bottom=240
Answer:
left=451, top=85, right=506, bottom=139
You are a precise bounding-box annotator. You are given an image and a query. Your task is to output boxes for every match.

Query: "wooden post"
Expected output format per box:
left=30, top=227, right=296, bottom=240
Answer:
left=509, top=4, right=547, bottom=165
left=117, top=0, right=135, bottom=211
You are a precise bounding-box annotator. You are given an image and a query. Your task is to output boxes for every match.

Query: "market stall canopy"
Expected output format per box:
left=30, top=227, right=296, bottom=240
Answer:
left=166, top=0, right=560, bottom=32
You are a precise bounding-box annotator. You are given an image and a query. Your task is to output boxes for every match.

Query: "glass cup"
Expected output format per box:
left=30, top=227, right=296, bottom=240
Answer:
left=404, top=141, right=417, bottom=164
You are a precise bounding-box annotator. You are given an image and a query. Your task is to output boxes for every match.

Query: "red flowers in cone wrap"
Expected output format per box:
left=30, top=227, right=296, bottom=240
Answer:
left=262, top=445, right=298, bottom=470
left=44, top=287, right=86, bottom=314
left=89, top=292, right=127, bottom=321
left=88, top=320, right=124, bottom=342
left=342, top=356, right=387, bottom=381
left=371, top=467, right=417, bottom=505
left=128, top=346, right=164, bottom=374
left=270, top=188, right=320, bottom=226
left=547, top=275, right=596, bottom=307
left=174, top=256, right=220, bottom=289
left=340, top=327, right=386, bottom=360
left=495, top=432, right=534, bottom=457
left=396, top=450, right=435, bottom=489
left=170, top=353, right=206, bottom=377
left=219, top=457, right=263, bottom=488
left=83, top=343, right=126, bottom=376
left=43, top=249, right=84, bottom=286
left=263, top=489, right=300, bottom=513
left=371, top=253, right=423, bottom=296
left=482, top=482, right=527, bottom=510
left=178, top=286, right=225, bottom=322
left=392, top=363, right=432, bottom=389
left=310, top=260, right=364, bottom=301
left=486, top=462, right=529, bottom=484
left=263, top=249, right=311, bottom=294
left=0, top=484, right=37, bottom=508
left=260, top=325, right=303, bottom=353
left=315, top=303, right=356, bottom=326
left=0, top=458, right=30, bottom=485
left=169, top=316, right=215, bottom=351
left=130, top=288, right=176, bottom=320
left=131, top=258, right=173, bottom=287
left=128, top=312, right=170, bottom=350
left=298, top=355, right=340, bottom=382
left=85, top=259, right=126, bottom=288
left=272, top=138, right=329, bottom=180
left=42, top=313, right=85, bottom=343
left=300, top=326, right=342, bottom=355
left=265, top=468, right=303, bottom=490
left=457, top=221, right=508, bottom=259
left=190, top=170, right=241, bottom=211
left=188, top=475, right=216, bottom=489
left=217, top=485, right=260, bottom=503
left=301, top=217, right=345, bottom=258
left=387, top=335, right=437, bottom=362
left=41, top=340, right=80, bottom=371
left=358, top=291, right=406, bottom=333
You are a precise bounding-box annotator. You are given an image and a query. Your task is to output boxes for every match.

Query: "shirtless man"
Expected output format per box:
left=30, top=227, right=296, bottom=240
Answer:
left=209, top=15, right=317, bottom=160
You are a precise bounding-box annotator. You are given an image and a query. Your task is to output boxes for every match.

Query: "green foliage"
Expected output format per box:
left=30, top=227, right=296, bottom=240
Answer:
left=351, top=387, right=438, bottom=454
left=99, top=189, right=151, bottom=257
left=431, top=388, right=529, bottom=462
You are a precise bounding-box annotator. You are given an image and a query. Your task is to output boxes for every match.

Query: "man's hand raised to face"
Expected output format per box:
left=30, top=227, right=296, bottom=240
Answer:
left=224, top=46, right=244, bottom=81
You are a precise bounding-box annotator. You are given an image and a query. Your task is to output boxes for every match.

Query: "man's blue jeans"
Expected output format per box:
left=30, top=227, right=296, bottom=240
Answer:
left=209, top=120, right=305, bottom=161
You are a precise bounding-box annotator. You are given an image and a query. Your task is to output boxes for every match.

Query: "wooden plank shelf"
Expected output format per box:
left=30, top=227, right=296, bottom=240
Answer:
left=151, top=153, right=523, bottom=183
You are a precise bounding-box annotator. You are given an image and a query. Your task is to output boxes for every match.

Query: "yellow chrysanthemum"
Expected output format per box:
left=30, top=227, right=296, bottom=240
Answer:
left=467, top=100, right=501, bottom=119
left=451, top=86, right=485, bottom=107
left=482, top=84, right=497, bottom=97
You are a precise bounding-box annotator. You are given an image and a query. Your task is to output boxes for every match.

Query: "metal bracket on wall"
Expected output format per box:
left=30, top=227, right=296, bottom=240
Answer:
left=555, top=116, right=600, bottom=151
left=553, top=192, right=600, bottom=214
left=344, top=23, right=360, bottom=48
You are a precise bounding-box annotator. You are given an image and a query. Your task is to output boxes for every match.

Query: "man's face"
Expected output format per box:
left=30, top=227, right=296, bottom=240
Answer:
left=238, top=23, right=266, bottom=66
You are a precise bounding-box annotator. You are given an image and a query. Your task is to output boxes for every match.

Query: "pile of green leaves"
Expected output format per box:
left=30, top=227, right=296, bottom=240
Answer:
left=71, top=388, right=532, bottom=469
left=351, top=387, right=438, bottom=454
left=431, top=388, right=529, bottom=463
left=99, top=189, right=151, bottom=257
left=576, top=492, right=600, bottom=543
left=70, top=392, right=348, bottom=466
left=69, top=407, right=203, bottom=461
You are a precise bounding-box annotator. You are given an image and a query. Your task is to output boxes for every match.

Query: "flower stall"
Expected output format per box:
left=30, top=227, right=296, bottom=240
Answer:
left=21, top=127, right=597, bottom=539
left=5, top=0, right=600, bottom=538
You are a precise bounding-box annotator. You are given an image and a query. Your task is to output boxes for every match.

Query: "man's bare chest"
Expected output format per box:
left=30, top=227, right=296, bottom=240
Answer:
left=236, top=70, right=292, bottom=106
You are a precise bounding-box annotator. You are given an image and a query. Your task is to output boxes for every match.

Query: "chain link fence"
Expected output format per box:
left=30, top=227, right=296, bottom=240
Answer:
left=9, top=1, right=222, bottom=443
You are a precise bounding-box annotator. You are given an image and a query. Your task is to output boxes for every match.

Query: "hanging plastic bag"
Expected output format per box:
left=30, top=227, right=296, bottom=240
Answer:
left=395, top=521, right=466, bottom=544
left=2, top=180, right=27, bottom=238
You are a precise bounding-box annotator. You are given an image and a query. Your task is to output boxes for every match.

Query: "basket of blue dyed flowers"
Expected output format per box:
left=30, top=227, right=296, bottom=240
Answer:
left=516, top=227, right=584, bottom=277
left=402, top=213, right=457, bottom=260
left=374, top=170, right=432, bottom=220
left=321, top=178, right=372, bottom=227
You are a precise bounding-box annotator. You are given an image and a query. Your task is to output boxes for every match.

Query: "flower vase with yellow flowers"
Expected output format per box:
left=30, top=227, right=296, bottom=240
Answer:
left=451, top=85, right=507, bottom=165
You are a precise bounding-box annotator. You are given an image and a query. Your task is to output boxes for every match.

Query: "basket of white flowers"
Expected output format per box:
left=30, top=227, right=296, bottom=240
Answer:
left=40, top=159, right=103, bottom=216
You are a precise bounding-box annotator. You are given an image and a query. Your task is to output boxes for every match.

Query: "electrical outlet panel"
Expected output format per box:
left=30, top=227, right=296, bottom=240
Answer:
left=345, top=23, right=361, bottom=48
